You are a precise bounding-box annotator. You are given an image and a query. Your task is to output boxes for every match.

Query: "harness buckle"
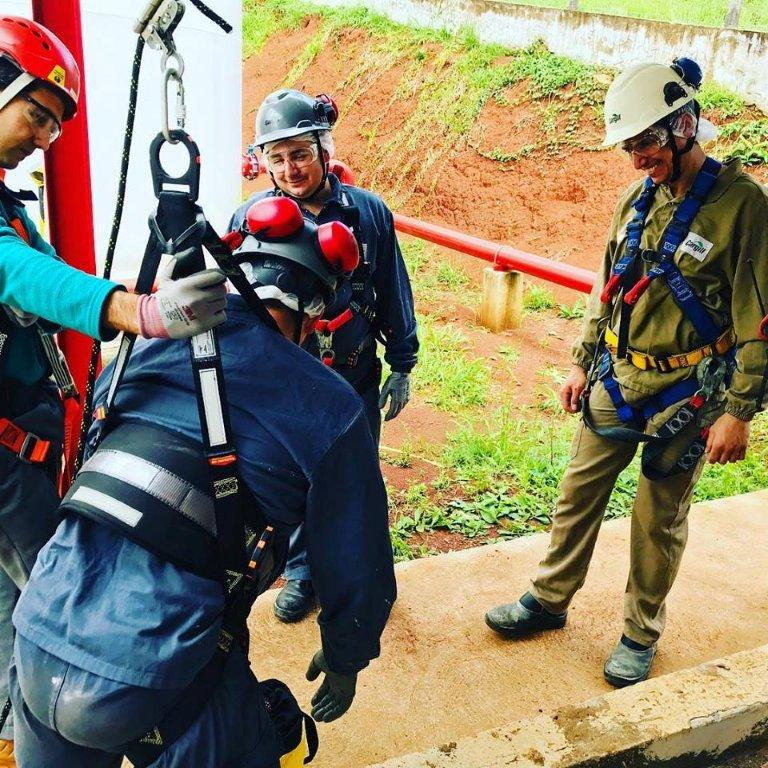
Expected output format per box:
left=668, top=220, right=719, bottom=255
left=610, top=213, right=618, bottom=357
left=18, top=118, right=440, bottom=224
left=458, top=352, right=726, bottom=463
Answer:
left=18, top=432, right=49, bottom=464
left=654, top=356, right=673, bottom=374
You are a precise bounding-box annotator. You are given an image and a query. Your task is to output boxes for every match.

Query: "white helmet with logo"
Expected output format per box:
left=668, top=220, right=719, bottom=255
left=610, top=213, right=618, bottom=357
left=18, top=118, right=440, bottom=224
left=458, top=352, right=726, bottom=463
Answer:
left=602, top=61, right=698, bottom=147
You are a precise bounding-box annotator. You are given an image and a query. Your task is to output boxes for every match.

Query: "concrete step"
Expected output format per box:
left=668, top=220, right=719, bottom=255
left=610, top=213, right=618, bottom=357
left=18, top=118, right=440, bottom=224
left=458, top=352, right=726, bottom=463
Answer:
left=246, top=490, right=768, bottom=767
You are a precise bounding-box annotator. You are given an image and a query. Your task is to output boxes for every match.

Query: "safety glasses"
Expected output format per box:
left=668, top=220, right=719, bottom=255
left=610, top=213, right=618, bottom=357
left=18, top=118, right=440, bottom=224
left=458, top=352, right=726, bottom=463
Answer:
left=620, top=126, right=668, bottom=157
left=266, top=144, right=318, bottom=173
left=21, top=94, right=62, bottom=143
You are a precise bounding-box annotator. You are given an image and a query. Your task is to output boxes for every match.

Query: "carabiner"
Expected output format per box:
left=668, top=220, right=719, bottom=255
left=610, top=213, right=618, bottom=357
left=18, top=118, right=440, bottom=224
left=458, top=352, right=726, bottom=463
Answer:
left=161, top=52, right=186, bottom=144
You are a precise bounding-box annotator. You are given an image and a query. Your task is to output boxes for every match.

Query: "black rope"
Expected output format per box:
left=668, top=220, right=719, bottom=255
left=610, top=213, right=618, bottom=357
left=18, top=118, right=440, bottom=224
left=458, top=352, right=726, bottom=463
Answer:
left=189, top=0, right=232, bottom=32
left=0, top=695, right=10, bottom=734
left=74, top=37, right=145, bottom=473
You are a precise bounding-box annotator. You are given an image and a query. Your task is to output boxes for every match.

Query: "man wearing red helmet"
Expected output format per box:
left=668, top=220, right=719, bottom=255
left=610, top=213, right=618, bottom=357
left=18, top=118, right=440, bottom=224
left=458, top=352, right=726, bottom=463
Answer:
left=0, top=17, right=228, bottom=764
left=9, top=197, right=396, bottom=767
left=229, top=89, right=419, bottom=623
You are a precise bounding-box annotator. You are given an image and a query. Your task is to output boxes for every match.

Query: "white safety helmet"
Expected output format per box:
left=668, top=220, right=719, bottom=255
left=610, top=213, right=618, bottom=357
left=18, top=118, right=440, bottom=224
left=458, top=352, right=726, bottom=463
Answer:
left=602, top=61, right=699, bottom=147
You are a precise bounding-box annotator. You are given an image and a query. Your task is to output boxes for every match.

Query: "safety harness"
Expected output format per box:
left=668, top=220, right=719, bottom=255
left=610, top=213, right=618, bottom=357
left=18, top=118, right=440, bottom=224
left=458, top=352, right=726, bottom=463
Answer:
left=62, top=129, right=316, bottom=766
left=582, top=156, right=735, bottom=480
left=0, top=184, right=78, bottom=467
left=314, top=189, right=378, bottom=372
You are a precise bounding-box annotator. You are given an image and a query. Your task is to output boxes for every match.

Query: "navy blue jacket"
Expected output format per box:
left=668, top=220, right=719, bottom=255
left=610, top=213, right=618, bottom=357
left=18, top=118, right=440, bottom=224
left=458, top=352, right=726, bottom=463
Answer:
left=14, top=296, right=396, bottom=684
left=229, top=175, right=418, bottom=390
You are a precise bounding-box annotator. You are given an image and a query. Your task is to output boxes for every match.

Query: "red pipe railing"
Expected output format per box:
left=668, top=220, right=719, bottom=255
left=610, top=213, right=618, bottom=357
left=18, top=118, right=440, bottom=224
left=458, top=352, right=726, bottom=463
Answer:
left=393, top=213, right=596, bottom=294
left=247, top=159, right=597, bottom=293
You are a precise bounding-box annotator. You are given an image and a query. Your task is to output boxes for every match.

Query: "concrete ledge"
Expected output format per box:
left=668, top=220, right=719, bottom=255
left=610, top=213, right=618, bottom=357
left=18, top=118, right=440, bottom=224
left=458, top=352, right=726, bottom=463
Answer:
left=370, top=644, right=768, bottom=768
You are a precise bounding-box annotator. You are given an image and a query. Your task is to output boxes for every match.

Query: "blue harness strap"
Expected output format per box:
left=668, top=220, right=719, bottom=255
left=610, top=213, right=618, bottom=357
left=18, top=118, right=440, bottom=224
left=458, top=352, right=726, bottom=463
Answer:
left=583, top=157, right=732, bottom=478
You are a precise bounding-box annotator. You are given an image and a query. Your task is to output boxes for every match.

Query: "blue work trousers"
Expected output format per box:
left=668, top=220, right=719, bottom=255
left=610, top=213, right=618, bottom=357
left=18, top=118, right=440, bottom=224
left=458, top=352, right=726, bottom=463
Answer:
left=11, top=635, right=281, bottom=768
left=284, top=379, right=381, bottom=582
left=0, top=385, right=62, bottom=740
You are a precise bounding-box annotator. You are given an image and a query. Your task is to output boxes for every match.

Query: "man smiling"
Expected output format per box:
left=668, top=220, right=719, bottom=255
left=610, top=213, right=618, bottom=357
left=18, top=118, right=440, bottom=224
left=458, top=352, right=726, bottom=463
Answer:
left=229, top=90, right=418, bottom=623
left=486, top=59, right=768, bottom=687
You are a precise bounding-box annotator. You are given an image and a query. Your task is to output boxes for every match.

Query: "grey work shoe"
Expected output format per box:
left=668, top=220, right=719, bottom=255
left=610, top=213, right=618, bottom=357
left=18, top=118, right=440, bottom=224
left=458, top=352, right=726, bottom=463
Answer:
left=603, top=638, right=657, bottom=687
left=485, top=593, right=567, bottom=637
left=274, top=579, right=316, bottom=623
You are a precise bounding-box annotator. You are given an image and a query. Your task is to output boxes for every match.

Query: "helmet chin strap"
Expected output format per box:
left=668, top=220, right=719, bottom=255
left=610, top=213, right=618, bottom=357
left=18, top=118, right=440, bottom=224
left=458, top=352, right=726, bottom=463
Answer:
left=665, top=107, right=698, bottom=185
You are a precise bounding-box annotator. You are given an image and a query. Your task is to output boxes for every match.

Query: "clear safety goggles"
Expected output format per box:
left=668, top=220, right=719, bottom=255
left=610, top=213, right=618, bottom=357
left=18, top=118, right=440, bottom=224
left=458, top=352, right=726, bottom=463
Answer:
left=22, top=94, right=62, bottom=143
left=620, top=125, right=669, bottom=156
left=266, top=143, right=318, bottom=173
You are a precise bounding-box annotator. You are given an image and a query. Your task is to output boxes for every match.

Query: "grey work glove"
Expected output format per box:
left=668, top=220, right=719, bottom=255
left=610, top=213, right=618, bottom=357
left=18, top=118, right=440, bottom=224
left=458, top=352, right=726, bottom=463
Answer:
left=378, top=371, right=411, bottom=421
left=137, top=257, right=227, bottom=339
left=305, top=649, right=357, bottom=723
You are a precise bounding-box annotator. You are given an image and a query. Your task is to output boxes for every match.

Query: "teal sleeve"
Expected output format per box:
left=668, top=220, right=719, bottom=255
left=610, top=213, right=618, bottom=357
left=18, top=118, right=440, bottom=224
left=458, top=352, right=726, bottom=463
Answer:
left=0, top=208, right=121, bottom=341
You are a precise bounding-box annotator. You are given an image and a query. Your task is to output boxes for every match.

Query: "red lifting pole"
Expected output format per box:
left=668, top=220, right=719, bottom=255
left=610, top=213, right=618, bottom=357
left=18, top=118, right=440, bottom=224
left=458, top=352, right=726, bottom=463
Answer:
left=32, top=0, right=97, bottom=490
left=393, top=213, right=596, bottom=294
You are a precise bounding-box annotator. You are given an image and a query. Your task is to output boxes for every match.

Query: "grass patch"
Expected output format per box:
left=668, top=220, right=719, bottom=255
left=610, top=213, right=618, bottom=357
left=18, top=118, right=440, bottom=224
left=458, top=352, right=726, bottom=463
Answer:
left=715, top=119, right=768, bottom=165
left=493, top=0, right=768, bottom=32
left=390, top=410, right=768, bottom=557
left=401, top=238, right=477, bottom=306
left=523, top=283, right=557, bottom=312
left=412, top=316, right=491, bottom=411
left=557, top=297, right=586, bottom=319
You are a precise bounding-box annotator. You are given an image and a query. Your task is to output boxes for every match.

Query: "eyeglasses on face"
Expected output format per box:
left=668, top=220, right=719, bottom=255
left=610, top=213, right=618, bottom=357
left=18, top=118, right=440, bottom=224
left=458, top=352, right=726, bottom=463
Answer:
left=620, top=127, right=668, bottom=156
left=267, top=144, right=318, bottom=172
left=21, top=94, right=62, bottom=143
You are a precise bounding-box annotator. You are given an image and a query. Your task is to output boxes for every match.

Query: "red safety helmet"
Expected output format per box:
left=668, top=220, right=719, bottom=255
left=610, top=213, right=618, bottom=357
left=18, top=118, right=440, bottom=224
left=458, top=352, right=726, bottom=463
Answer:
left=234, top=197, right=358, bottom=312
left=0, top=16, right=80, bottom=119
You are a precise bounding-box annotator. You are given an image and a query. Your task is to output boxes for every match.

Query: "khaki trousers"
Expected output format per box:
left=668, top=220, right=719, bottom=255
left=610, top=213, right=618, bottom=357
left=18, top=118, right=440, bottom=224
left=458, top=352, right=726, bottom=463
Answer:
left=530, top=379, right=708, bottom=646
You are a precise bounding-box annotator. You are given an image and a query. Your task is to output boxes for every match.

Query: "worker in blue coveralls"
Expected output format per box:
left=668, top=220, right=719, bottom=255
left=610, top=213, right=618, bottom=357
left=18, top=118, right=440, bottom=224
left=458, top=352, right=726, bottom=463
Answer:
left=230, top=89, right=418, bottom=623
left=0, top=17, right=228, bottom=767
left=9, top=196, right=397, bottom=768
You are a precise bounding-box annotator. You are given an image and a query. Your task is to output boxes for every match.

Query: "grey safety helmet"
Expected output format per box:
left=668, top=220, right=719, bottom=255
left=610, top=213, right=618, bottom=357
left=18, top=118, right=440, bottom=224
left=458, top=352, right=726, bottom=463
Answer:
left=255, top=89, right=339, bottom=198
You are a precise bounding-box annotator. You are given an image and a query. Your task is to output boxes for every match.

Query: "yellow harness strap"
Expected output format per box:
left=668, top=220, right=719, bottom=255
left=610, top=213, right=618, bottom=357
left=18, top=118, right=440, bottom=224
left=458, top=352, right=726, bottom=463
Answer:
left=604, top=326, right=736, bottom=372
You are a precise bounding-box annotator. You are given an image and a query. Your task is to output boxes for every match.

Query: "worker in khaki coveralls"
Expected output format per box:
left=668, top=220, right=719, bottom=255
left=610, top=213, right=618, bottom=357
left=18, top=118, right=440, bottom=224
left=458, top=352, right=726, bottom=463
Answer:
left=486, top=58, right=768, bottom=687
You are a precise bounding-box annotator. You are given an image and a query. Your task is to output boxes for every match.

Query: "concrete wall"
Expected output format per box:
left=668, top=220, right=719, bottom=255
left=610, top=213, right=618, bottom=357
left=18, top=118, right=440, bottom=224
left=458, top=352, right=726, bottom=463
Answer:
left=4, top=1, right=242, bottom=281
left=304, top=0, right=768, bottom=112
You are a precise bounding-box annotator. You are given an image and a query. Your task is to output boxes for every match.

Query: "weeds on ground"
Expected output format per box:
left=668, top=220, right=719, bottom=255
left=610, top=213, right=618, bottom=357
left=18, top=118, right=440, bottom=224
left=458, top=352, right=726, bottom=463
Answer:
left=390, top=410, right=768, bottom=560
left=413, top=318, right=490, bottom=411
left=557, top=298, right=586, bottom=319
left=523, top=284, right=557, bottom=312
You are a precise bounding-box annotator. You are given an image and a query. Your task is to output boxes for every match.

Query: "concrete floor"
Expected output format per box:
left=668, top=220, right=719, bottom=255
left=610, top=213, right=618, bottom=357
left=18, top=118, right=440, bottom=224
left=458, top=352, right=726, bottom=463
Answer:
left=246, top=490, right=768, bottom=768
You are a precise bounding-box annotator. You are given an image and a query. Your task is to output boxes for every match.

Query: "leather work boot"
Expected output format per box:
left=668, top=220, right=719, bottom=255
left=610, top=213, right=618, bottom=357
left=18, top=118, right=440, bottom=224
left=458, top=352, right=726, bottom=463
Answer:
left=0, top=739, right=15, bottom=768
left=603, top=637, right=657, bottom=687
left=274, top=580, right=316, bottom=622
left=485, top=592, right=567, bottom=637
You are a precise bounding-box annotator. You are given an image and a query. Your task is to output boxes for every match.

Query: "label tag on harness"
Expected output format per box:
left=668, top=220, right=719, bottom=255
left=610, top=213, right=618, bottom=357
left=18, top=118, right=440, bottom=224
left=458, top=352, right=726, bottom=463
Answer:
left=679, top=231, right=713, bottom=262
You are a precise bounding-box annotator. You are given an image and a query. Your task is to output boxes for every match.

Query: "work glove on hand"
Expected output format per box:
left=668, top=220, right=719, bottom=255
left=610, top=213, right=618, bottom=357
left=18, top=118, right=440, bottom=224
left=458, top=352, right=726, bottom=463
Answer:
left=378, top=371, right=411, bottom=421
left=137, top=256, right=227, bottom=339
left=305, top=649, right=357, bottom=723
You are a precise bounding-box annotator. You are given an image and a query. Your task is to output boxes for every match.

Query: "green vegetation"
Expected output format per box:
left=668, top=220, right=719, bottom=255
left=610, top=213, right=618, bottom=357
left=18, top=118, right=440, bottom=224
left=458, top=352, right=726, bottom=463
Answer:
left=557, top=297, right=586, bottom=319
left=243, top=0, right=767, bottom=189
left=495, top=0, right=768, bottom=32
left=413, top=320, right=491, bottom=411
left=523, top=283, right=557, bottom=312
left=390, top=410, right=768, bottom=560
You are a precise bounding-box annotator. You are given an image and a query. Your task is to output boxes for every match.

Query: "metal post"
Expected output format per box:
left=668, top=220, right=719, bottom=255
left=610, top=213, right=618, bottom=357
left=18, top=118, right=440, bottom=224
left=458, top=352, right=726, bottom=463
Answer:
left=724, top=0, right=744, bottom=27
left=32, top=0, right=97, bottom=488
